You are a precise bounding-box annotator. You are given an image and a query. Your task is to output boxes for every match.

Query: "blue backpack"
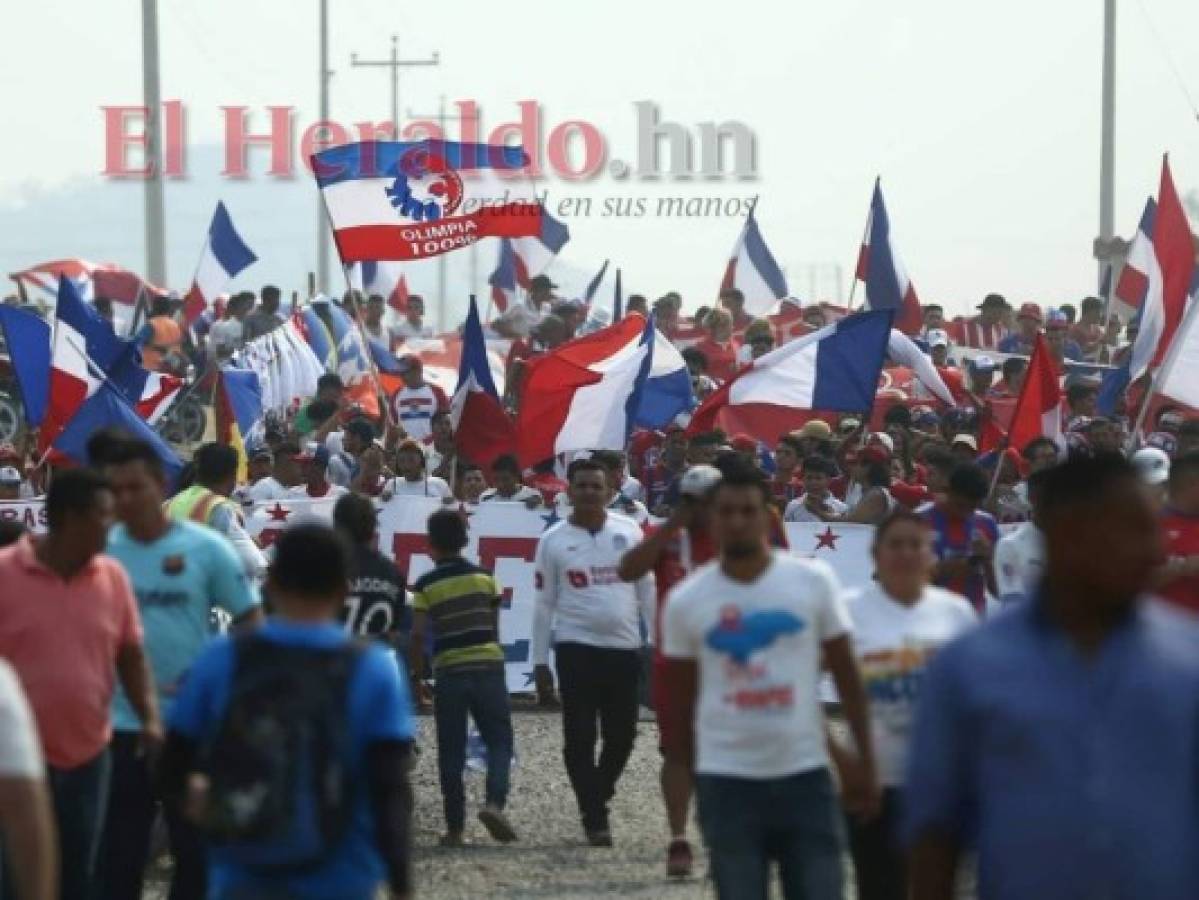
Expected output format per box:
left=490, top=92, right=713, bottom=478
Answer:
left=200, top=634, right=364, bottom=872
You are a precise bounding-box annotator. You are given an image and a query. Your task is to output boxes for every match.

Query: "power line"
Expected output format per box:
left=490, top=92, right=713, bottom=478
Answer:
left=1134, top=0, right=1199, bottom=123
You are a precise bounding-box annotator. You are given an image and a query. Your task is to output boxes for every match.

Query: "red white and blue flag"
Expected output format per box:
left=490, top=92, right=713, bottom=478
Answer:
left=688, top=309, right=894, bottom=442
left=511, top=211, right=570, bottom=283
left=1113, top=196, right=1157, bottom=327
left=1127, top=156, right=1195, bottom=382
left=312, top=140, right=543, bottom=262
left=40, top=277, right=182, bottom=449
left=10, top=259, right=165, bottom=307
left=451, top=296, right=517, bottom=467
left=488, top=239, right=520, bottom=314
left=720, top=206, right=789, bottom=315
left=857, top=179, right=923, bottom=335
left=182, top=201, right=257, bottom=324
left=516, top=314, right=656, bottom=465
left=1005, top=333, right=1062, bottom=453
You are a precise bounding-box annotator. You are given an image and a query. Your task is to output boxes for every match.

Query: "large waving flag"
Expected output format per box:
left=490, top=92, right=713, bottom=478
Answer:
left=1128, top=156, right=1196, bottom=381
left=311, top=297, right=383, bottom=417
left=215, top=368, right=263, bottom=480
left=635, top=330, right=694, bottom=429
left=516, top=314, right=655, bottom=465
left=857, top=179, right=923, bottom=335
left=41, top=278, right=182, bottom=448
left=511, top=210, right=570, bottom=283
left=295, top=305, right=336, bottom=370
left=452, top=296, right=517, bottom=466
left=488, top=239, right=520, bottom=313
left=584, top=259, right=610, bottom=303
left=53, top=380, right=183, bottom=485
left=887, top=329, right=955, bottom=405
left=312, top=140, right=543, bottom=262
left=0, top=306, right=50, bottom=426
left=688, top=309, right=894, bottom=441
left=721, top=206, right=789, bottom=315
left=10, top=259, right=165, bottom=306
left=1006, top=333, right=1062, bottom=453
left=347, top=260, right=410, bottom=313
left=182, top=201, right=257, bottom=324
left=1149, top=271, right=1199, bottom=411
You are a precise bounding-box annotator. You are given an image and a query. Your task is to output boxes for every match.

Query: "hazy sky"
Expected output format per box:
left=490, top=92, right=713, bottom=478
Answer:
left=4, top=0, right=1199, bottom=323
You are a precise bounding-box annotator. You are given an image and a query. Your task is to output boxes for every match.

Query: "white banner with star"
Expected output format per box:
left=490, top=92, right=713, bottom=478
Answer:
left=784, top=522, right=878, bottom=591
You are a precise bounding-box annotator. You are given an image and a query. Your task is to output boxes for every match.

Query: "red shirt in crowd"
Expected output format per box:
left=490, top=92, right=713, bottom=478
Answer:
left=951, top=317, right=1009, bottom=350
left=1159, top=509, right=1199, bottom=614
left=691, top=336, right=740, bottom=384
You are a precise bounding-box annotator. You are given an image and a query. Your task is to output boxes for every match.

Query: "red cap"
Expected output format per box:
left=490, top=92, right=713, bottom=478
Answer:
left=731, top=434, right=757, bottom=454
left=1017, top=303, right=1043, bottom=323
left=859, top=445, right=890, bottom=465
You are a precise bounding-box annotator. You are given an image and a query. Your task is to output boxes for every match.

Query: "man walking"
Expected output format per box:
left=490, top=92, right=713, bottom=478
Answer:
left=410, top=509, right=517, bottom=846
left=94, top=437, right=261, bottom=900
left=906, top=456, right=1199, bottom=899
left=0, top=469, right=160, bottom=900
left=159, top=524, right=416, bottom=900
left=532, top=458, right=656, bottom=845
left=661, top=461, right=878, bottom=900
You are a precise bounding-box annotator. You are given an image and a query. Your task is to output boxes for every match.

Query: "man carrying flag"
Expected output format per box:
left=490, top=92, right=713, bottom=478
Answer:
left=451, top=297, right=517, bottom=467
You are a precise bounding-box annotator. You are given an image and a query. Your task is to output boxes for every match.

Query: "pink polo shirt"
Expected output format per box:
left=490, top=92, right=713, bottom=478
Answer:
left=0, top=536, right=142, bottom=768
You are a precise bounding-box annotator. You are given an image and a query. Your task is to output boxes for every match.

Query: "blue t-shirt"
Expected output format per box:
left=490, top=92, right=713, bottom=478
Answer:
left=108, top=520, right=259, bottom=730
left=169, top=619, right=415, bottom=900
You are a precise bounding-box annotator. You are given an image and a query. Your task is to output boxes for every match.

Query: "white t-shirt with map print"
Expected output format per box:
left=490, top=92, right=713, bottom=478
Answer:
left=662, top=553, right=851, bottom=779
left=846, top=583, right=977, bottom=785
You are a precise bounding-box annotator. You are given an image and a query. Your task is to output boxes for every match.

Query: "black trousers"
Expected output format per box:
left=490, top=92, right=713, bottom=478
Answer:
left=846, top=787, right=906, bottom=900
left=554, top=642, right=640, bottom=831
left=96, top=731, right=207, bottom=900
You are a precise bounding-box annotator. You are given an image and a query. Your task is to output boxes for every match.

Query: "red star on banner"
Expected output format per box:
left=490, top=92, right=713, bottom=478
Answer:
left=814, top=527, right=840, bottom=550
left=266, top=503, right=291, bottom=522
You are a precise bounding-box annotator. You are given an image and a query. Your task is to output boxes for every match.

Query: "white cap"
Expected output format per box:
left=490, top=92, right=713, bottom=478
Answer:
left=0, top=466, right=20, bottom=485
left=680, top=464, right=722, bottom=498
left=869, top=432, right=895, bottom=454
left=927, top=328, right=950, bottom=349
left=1132, top=447, right=1170, bottom=486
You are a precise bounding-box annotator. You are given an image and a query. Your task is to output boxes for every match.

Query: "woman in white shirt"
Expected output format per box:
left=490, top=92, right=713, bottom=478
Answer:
left=842, top=509, right=977, bottom=900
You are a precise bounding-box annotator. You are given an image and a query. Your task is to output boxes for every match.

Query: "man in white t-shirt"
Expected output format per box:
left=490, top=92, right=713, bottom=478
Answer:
left=389, top=294, right=434, bottom=342
left=661, top=462, right=878, bottom=899
left=532, top=458, right=656, bottom=846
left=0, top=658, right=57, bottom=900
left=245, top=442, right=302, bottom=503
left=381, top=440, right=453, bottom=501
left=286, top=447, right=349, bottom=501
left=478, top=454, right=542, bottom=505
left=391, top=356, right=448, bottom=444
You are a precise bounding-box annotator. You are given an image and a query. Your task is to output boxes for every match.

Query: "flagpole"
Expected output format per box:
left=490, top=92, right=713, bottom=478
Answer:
left=845, top=196, right=873, bottom=312
left=1128, top=290, right=1199, bottom=446
left=313, top=190, right=399, bottom=430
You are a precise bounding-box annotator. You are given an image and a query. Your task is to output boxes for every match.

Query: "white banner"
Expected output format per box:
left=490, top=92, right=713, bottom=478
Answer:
left=0, top=500, right=48, bottom=533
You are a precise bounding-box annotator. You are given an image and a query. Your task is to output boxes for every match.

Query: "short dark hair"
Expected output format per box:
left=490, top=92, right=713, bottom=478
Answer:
left=883, top=405, right=913, bottom=429
left=85, top=426, right=137, bottom=466
left=333, top=492, right=377, bottom=545
left=0, top=520, right=24, bottom=548
left=427, top=508, right=468, bottom=554
left=948, top=463, right=990, bottom=503
left=567, top=458, right=606, bottom=483
left=923, top=447, right=956, bottom=476
left=194, top=443, right=238, bottom=484
left=591, top=449, right=624, bottom=472
left=801, top=455, right=837, bottom=477
left=460, top=463, right=483, bottom=477
left=872, top=508, right=930, bottom=548
left=306, top=399, right=338, bottom=423
left=98, top=437, right=164, bottom=478
left=316, top=373, right=344, bottom=394
left=1169, top=451, right=1199, bottom=490
left=681, top=347, right=709, bottom=372
left=46, top=468, right=111, bottom=530
left=1178, top=420, right=1199, bottom=439
left=1038, top=454, right=1137, bottom=522
left=492, top=454, right=521, bottom=475
left=344, top=417, right=376, bottom=443
left=712, top=458, right=770, bottom=504
left=261, top=285, right=281, bottom=303
left=1066, top=383, right=1097, bottom=406
left=1002, top=356, right=1027, bottom=379
left=924, top=304, right=944, bottom=315
left=1022, top=436, right=1058, bottom=460
left=268, top=524, right=351, bottom=599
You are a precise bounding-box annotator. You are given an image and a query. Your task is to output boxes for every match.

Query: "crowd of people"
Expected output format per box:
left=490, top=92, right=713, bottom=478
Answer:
left=0, top=277, right=1198, bottom=900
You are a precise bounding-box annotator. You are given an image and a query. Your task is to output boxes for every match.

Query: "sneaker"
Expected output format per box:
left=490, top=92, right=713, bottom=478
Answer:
left=666, top=838, right=693, bottom=878
left=478, top=805, right=518, bottom=843
left=586, top=828, right=614, bottom=847
left=438, top=831, right=464, bottom=848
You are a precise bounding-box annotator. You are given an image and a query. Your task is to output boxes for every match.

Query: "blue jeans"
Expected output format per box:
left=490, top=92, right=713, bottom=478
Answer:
left=50, top=748, right=112, bottom=900
left=433, top=667, right=513, bottom=832
left=695, top=768, right=844, bottom=900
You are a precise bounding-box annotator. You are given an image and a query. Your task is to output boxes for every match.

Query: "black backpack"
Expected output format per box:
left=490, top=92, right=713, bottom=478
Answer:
left=200, top=633, right=365, bottom=872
